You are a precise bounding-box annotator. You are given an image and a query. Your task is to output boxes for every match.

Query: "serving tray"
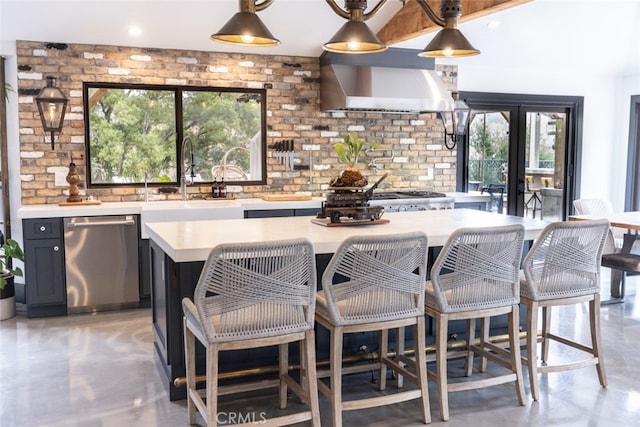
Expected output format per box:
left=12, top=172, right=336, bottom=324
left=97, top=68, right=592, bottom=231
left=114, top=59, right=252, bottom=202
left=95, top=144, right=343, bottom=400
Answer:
left=311, top=218, right=390, bottom=227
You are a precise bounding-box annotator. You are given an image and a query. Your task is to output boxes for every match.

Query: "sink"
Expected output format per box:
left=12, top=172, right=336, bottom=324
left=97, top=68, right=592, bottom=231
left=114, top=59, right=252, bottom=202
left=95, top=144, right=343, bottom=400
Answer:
left=140, top=200, right=244, bottom=238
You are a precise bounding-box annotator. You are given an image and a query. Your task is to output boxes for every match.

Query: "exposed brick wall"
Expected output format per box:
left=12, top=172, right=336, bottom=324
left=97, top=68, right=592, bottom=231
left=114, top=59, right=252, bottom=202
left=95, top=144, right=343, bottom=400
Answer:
left=15, top=40, right=457, bottom=204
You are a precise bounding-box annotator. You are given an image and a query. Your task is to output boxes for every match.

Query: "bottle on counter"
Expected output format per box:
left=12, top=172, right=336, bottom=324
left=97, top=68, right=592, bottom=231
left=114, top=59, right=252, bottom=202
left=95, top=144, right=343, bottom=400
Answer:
left=212, top=178, right=220, bottom=198
left=219, top=178, right=227, bottom=198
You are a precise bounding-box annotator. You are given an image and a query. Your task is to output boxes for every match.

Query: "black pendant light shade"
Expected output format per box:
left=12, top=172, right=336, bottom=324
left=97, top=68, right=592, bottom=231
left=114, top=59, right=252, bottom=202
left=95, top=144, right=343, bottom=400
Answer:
left=418, top=27, right=480, bottom=57
left=323, top=20, right=387, bottom=54
left=211, top=0, right=280, bottom=47
left=415, top=0, right=480, bottom=58
left=323, top=0, right=389, bottom=54
left=35, top=76, right=67, bottom=149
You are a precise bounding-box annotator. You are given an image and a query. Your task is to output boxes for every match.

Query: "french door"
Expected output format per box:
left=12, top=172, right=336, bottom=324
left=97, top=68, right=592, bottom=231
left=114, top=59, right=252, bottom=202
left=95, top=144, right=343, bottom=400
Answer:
left=456, top=92, right=583, bottom=219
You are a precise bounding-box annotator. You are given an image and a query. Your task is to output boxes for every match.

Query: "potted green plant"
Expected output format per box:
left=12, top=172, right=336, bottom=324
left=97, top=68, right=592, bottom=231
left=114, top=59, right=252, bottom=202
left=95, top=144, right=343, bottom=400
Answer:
left=0, top=239, right=24, bottom=320
left=330, top=133, right=381, bottom=187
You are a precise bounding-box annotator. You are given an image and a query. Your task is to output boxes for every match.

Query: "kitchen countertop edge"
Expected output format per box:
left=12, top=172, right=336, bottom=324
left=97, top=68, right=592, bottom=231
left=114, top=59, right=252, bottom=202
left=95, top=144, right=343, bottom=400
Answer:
left=17, top=193, right=489, bottom=219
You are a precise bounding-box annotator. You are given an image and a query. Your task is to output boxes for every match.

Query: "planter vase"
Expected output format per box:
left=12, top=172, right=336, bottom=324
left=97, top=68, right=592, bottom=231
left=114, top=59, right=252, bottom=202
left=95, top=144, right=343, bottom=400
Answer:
left=0, top=277, right=15, bottom=320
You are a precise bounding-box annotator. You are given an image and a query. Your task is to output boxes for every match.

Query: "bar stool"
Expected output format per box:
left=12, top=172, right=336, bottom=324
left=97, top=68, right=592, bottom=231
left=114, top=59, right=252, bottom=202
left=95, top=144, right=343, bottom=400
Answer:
left=525, top=175, right=542, bottom=218
left=573, top=198, right=638, bottom=304
left=181, top=238, right=320, bottom=427
left=424, top=224, right=526, bottom=421
left=520, top=220, right=610, bottom=401
left=315, top=232, right=431, bottom=427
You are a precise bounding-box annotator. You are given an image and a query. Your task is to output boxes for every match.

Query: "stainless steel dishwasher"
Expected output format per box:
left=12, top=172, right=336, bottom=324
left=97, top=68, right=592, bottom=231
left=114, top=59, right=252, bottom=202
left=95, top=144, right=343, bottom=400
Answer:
left=64, top=215, right=139, bottom=313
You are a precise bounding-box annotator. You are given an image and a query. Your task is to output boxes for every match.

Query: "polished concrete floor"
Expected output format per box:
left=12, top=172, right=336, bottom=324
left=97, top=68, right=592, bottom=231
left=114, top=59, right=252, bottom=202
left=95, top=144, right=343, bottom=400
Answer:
left=1, top=277, right=639, bottom=427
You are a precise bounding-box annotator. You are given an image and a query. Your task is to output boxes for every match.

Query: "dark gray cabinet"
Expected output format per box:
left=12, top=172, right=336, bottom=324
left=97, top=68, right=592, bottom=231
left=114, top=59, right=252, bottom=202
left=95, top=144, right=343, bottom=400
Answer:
left=244, top=208, right=320, bottom=218
left=23, top=218, right=67, bottom=317
left=138, top=239, right=151, bottom=307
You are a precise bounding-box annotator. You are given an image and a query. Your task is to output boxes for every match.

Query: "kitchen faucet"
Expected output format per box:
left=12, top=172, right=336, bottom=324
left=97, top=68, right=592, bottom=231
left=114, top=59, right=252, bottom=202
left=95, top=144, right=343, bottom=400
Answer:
left=180, top=136, right=196, bottom=201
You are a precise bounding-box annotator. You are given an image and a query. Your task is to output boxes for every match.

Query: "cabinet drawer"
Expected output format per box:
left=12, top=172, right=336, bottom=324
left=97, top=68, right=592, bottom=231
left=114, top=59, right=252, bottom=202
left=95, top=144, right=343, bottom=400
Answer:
left=23, top=218, right=62, bottom=240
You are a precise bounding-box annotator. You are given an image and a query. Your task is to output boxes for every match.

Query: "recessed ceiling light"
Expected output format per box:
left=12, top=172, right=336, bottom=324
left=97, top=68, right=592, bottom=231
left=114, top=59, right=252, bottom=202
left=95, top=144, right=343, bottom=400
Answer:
left=128, top=26, right=142, bottom=37
left=487, top=21, right=501, bottom=29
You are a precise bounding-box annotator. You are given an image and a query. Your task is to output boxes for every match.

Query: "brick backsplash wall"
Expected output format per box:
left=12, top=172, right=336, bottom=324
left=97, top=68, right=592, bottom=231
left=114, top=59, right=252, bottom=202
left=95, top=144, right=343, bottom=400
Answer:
left=15, top=40, right=458, bottom=204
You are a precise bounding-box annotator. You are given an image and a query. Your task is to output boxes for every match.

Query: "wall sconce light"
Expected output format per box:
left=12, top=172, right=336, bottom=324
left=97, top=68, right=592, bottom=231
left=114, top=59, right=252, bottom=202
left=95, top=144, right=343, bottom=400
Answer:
left=323, top=0, right=389, bottom=54
left=35, top=76, right=67, bottom=150
left=437, top=92, right=470, bottom=150
left=211, top=0, right=280, bottom=47
left=415, top=0, right=480, bottom=57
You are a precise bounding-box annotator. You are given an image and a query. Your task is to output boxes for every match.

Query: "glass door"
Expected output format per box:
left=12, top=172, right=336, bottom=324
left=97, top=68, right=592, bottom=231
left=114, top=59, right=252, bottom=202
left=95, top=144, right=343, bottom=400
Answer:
left=459, top=92, right=579, bottom=220
left=468, top=110, right=511, bottom=213
left=523, top=110, right=566, bottom=221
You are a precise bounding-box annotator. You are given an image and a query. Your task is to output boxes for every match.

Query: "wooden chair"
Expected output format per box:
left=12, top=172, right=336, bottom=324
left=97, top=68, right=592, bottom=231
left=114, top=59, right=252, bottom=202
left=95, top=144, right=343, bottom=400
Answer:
left=315, top=232, right=431, bottom=427
left=181, top=238, right=320, bottom=427
left=425, top=224, right=526, bottom=421
left=520, top=220, right=610, bottom=401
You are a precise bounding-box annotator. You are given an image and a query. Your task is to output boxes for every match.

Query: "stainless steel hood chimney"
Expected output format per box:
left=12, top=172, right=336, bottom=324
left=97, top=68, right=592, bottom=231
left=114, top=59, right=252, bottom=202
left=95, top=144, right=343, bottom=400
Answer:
left=320, top=48, right=453, bottom=114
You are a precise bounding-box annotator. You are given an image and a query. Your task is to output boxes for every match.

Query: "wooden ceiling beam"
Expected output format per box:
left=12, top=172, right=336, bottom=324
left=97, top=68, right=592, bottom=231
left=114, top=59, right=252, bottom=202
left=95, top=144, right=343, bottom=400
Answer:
left=377, top=0, right=532, bottom=45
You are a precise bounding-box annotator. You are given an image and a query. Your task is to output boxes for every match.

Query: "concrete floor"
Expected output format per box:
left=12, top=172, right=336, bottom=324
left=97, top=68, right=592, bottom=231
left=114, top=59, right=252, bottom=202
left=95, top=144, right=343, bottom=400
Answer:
left=1, top=277, right=639, bottom=427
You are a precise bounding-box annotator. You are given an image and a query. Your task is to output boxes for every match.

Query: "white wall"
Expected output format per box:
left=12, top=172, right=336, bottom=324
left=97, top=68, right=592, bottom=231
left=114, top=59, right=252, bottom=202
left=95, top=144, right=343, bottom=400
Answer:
left=455, top=64, right=634, bottom=211
left=1, top=41, right=24, bottom=257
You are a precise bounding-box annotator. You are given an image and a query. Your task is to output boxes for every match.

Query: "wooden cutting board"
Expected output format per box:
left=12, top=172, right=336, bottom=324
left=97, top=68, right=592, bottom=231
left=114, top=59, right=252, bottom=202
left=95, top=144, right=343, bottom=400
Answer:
left=261, top=194, right=312, bottom=201
left=58, top=200, right=102, bottom=206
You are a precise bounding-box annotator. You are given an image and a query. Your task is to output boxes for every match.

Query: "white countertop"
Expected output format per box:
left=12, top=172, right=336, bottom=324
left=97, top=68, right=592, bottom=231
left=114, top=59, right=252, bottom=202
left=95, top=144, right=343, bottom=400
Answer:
left=16, top=193, right=487, bottom=219
left=16, top=198, right=324, bottom=219
left=145, top=209, right=548, bottom=263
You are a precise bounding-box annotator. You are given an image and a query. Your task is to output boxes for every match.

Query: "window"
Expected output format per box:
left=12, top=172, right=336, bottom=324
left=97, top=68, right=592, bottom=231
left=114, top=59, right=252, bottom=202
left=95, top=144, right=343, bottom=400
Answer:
left=83, top=82, right=266, bottom=187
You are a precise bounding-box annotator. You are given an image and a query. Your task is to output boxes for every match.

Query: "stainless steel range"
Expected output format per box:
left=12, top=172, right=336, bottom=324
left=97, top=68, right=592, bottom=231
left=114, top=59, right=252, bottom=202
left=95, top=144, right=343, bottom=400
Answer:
left=369, top=190, right=455, bottom=212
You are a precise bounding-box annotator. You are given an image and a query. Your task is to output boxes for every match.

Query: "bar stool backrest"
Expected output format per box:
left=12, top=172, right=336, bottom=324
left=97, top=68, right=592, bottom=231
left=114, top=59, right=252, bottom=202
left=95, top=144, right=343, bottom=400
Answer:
left=429, top=224, right=525, bottom=313
left=321, top=232, right=428, bottom=326
left=573, top=198, right=613, bottom=216
left=192, top=238, right=316, bottom=343
left=521, top=220, right=609, bottom=300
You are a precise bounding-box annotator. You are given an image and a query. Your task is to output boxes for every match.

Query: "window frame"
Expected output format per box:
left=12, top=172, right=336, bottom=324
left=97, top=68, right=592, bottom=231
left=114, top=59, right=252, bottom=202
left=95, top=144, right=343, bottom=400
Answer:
left=82, top=81, right=267, bottom=188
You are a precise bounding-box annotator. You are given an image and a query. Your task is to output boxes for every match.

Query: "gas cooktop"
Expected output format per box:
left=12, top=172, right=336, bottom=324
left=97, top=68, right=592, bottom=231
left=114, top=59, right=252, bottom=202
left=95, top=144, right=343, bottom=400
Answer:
left=372, top=190, right=448, bottom=200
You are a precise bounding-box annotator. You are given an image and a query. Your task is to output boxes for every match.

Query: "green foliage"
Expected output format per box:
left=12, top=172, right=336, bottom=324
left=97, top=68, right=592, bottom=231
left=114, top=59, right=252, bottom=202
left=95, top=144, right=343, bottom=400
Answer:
left=3, top=83, right=13, bottom=101
left=334, top=133, right=381, bottom=168
left=0, top=239, right=24, bottom=290
left=89, top=88, right=176, bottom=183
left=87, top=88, right=261, bottom=184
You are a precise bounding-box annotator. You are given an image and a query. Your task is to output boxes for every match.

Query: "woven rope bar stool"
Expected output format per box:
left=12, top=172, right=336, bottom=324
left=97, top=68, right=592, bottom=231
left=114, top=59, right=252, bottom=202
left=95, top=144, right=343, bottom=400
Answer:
left=182, top=238, right=320, bottom=427
left=315, top=232, right=431, bottom=427
left=520, top=219, right=610, bottom=401
left=573, top=198, right=640, bottom=304
left=425, top=224, right=526, bottom=421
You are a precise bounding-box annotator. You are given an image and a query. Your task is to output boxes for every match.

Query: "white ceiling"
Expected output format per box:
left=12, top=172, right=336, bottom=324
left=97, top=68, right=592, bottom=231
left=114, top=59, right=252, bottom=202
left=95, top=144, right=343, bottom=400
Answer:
left=1, top=0, right=639, bottom=78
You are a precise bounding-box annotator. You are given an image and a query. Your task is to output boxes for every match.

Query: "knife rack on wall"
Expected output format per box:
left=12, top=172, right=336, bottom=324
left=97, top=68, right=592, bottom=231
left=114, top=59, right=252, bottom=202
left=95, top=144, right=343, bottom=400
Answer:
left=269, top=139, right=307, bottom=171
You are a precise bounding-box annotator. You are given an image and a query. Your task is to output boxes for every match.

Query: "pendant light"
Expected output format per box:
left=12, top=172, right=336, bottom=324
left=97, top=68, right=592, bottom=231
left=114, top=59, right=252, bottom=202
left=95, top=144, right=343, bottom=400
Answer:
left=35, top=76, right=67, bottom=149
left=323, top=0, right=389, bottom=54
left=415, top=0, right=480, bottom=57
left=211, top=0, right=280, bottom=47
left=437, top=92, right=471, bottom=150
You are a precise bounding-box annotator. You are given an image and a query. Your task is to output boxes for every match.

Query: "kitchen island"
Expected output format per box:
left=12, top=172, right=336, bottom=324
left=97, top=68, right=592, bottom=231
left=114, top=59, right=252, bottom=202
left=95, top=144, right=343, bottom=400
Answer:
left=145, top=209, right=548, bottom=400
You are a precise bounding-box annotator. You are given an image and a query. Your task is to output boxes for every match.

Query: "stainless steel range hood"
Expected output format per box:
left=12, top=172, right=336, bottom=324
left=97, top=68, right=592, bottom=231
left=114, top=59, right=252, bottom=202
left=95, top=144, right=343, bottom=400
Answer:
left=320, top=48, right=453, bottom=114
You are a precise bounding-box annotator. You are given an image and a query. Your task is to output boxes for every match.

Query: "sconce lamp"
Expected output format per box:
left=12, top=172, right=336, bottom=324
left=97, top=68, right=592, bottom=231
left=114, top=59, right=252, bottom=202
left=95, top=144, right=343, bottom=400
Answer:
left=35, top=76, right=68, bottom=150
left=323, top=0, right=389, bottom=54
left=211, top=0, right=280, bottom=47
left=437, top=92, right=470, bottom=150
left=415, top=0, right=480, bottom=57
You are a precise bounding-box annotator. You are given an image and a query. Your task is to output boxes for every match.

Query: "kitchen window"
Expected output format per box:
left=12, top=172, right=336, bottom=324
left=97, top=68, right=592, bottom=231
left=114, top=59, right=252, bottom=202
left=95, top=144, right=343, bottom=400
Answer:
left=83, top=82, right=267, bottom=188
